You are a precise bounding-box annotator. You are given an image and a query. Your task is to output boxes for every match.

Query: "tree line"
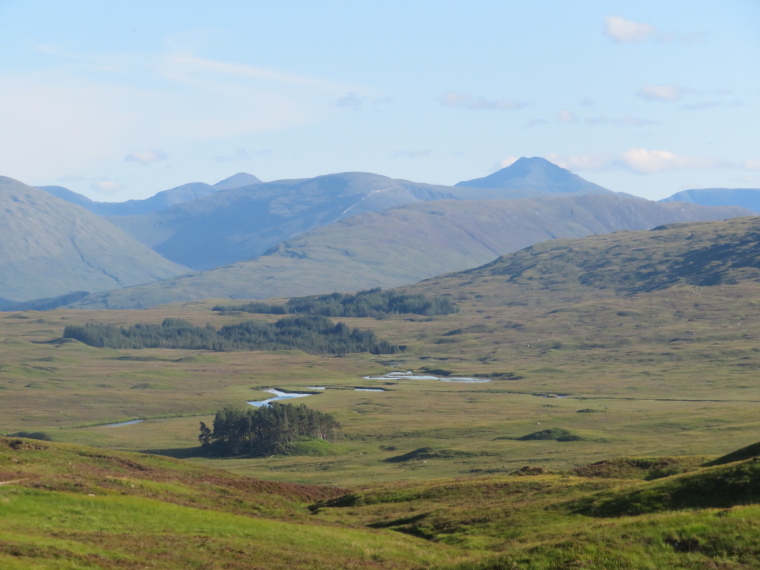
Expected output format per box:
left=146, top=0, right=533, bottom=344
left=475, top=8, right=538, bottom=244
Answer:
left=213, top=287, right=458, bottom=318
left=199, top=402, right=341, bottom=456
left=63, top=315, right=402, bottom=355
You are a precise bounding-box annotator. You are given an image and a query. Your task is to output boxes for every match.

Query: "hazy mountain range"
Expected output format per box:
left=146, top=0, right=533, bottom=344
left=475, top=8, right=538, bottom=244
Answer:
left=660, top=188, right=760, bottom=212
left=68, top=193, right=747, bottom=309
left=0, top=157, right=753, bottom=307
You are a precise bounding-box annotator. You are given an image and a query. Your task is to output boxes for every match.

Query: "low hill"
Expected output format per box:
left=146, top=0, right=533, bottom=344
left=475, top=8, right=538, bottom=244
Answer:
left=661, top=187, right=760, bottom=212
left=69, top=194, right=747, bottom=309
left=0, top=176, right=188, bottom=302
left=444, top=215, right=760, bottom=295
left=454, top=156, right=612, bottom=196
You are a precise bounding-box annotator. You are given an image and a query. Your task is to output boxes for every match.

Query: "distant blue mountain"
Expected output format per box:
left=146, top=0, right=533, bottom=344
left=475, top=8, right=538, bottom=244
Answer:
left=660, top=188, right=760, bottom=213
left=37, top=172, right=262, bottom=216
left=455, top=157, right=611, bottom=195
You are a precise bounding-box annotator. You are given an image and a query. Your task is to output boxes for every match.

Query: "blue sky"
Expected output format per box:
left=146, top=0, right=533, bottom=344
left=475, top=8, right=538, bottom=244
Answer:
left=1, top=0, right=758, bottom=200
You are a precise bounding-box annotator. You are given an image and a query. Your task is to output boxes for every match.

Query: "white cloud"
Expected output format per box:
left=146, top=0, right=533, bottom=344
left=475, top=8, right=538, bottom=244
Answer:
left=125, top=149, right=168, bottom=164
left=619, top=148, right=720, bottom=173
left=526, top=118, right=547, bottom=127
left=744, top=159, right=760, bottom=171
left=499, top=156, right=520, bottom=168
left=441, top=92, right=522, bottom=110
left=637, top=85, right=688, bottom=102
left=90, top=180, right=123, bottom=194
left=544, top=153, right=614, bottom=171
left=558, top=109, right=577, bottom=123
left=604, top=16, right=656, bottom=43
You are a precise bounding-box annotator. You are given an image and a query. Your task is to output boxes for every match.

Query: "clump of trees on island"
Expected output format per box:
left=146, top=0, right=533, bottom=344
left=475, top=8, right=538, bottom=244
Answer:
left=213, top=288, right=458, bottom=318
left=199, top=403, right=341, bottom=456
left=63, top=315, right=401, bottom=355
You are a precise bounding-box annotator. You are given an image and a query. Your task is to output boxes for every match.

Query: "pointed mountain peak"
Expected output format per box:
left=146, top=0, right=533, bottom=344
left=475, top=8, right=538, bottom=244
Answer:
left=455, top=156, right=611, bottom=195
left=213, top=172, right=262, bottom=190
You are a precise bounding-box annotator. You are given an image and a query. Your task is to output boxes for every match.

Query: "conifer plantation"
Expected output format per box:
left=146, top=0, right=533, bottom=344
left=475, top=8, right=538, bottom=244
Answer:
left=63, top=315, right=401, bottom=355
left=199, top=403, right=341, bottom=456
left=215, top=288, right=458, bottom=318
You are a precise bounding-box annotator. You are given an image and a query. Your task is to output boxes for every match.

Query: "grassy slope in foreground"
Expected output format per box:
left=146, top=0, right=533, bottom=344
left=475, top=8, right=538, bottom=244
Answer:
left=0, top=436, right=465, bottom=569
left=6, top=435, right=760, bottom=568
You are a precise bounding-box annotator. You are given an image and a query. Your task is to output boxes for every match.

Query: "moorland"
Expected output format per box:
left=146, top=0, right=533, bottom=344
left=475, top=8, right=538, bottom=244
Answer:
left=3, top=215, right=760, bottom=567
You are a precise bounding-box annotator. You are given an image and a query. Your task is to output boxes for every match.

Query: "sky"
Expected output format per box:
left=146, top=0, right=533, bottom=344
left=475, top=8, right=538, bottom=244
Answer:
left=0, top=0, right=758, bottom=201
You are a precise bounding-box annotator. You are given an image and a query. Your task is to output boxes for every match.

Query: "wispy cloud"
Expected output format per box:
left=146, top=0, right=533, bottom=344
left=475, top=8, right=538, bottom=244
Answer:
left=619, top=148, right=722, bottom=173
left=544, top=153, right=614, bottom=171
left=0, top=42, right=352, bottom=184
left=682, top=100, right=742, bottom=111
left=637, top=85, right=689, bottom=102
left=584, top=115, right=659, bottom=127
left=392, top=150, right=430, bottom=159
left=90, top=179, right=123, bottom=194
left=544, top=149, right=752, bottom=174
left=558, top=109, right=578, bottom=123
left=604, top=16, right=706, bottom=44
left=214, top=147, right=271, bottom=163
left=125, top=149, right=168, bottom=164
left=336, top=92, right=364, bottom=110
left=441, top=92, right=522, bottom=110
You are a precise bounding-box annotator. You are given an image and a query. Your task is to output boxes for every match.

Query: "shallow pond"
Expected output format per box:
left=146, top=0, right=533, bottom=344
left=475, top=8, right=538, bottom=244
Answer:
left=363, top=371, right=491, bottom=383
left=101, top=419, right=144, bottom=428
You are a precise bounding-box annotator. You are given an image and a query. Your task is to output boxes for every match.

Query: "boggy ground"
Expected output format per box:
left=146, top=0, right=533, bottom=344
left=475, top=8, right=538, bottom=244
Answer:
left=1, top=277, right=760, bottom=486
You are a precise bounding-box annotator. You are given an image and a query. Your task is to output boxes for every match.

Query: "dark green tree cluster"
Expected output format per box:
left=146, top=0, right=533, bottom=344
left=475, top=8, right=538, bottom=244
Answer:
left=214, top=288, right=458, bottom=317
left=62, top=318, right=221, bottom=350
left=63, top=316, right=401, bottom=355
left=199, top=402, right=341, bottom=456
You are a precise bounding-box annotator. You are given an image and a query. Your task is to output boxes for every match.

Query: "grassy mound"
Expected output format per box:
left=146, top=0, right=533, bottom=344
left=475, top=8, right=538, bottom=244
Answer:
left=287, top=437, right=345, bottom=457
left=384, top=447, right=481, bottom=463
left=517, top=428, right=583, bottom=442
left=572, top=456, right=708, bottom=480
